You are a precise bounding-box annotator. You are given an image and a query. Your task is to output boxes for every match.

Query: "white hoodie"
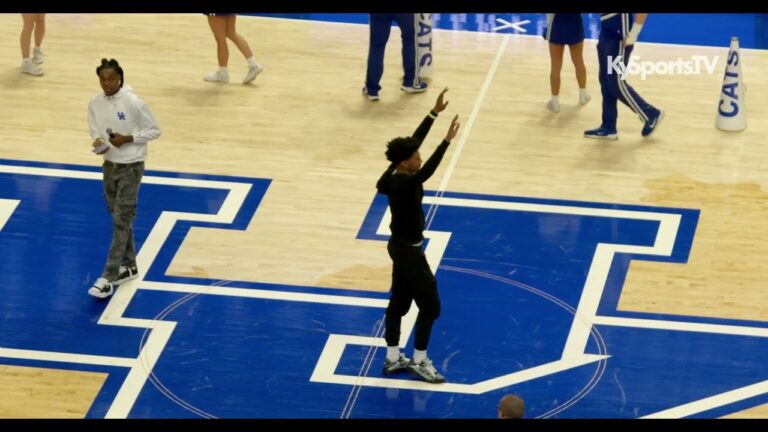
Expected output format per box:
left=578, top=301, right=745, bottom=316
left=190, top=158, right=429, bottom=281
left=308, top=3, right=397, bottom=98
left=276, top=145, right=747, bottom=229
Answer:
left=88, top=85, right=161, bottom=164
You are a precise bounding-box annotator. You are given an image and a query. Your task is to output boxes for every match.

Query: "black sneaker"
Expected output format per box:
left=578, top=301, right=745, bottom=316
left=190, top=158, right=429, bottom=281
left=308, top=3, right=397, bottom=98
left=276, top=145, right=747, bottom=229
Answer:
left=114, top=265, right=138, bottom=285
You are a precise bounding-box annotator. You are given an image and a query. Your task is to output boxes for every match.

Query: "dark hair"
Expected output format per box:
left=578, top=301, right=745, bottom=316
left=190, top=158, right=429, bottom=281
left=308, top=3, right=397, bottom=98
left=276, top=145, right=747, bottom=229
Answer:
left=96, top=58, right=124, bottom=88
left=385, top=137, right=419, bottom=163
left=498, top=394, right=525, bottom=419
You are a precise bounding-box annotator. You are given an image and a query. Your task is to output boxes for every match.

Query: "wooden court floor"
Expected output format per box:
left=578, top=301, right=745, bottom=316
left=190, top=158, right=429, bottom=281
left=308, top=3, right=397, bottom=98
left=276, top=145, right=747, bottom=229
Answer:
left=0, top=13, right=767, bottom=418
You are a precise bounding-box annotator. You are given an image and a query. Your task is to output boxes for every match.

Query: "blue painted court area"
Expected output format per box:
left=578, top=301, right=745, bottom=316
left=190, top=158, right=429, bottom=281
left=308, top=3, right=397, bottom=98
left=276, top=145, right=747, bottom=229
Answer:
left=3, top=160, right=768, bottom=418
left=247, top=13, right=768, bottom=49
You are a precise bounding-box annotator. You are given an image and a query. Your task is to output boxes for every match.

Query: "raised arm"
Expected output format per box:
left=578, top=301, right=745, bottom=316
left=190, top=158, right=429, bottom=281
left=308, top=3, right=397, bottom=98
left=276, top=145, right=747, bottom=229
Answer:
left=411, top=113, right=436, bottom=146
left=412, top=87, right=451, bottom=145
left=413, top=114, right=460, bottom=184
left=377, top=88, right=453, bottom=191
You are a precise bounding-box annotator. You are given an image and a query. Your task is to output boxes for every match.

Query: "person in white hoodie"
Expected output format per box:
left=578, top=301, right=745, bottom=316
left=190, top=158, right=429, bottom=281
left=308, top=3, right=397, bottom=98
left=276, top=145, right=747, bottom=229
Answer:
left=88, top=58, right=161, bottom=299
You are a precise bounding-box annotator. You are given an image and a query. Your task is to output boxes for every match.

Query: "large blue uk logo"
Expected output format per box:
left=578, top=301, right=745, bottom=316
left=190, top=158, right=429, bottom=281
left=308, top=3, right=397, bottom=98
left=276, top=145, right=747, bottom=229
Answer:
left=1, top=159, right=767, bottom=419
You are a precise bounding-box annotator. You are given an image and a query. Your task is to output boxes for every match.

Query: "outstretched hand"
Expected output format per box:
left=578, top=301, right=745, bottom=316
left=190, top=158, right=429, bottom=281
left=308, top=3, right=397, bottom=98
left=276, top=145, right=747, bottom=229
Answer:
left=432, top=87, right=450, bottom=113
left=444, top=114, right=460, bottom=142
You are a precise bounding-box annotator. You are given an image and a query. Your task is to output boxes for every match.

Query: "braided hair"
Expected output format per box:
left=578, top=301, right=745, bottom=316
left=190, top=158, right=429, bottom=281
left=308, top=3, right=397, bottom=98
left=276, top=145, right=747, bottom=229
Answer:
left=95, top=58, right=124, bottom=88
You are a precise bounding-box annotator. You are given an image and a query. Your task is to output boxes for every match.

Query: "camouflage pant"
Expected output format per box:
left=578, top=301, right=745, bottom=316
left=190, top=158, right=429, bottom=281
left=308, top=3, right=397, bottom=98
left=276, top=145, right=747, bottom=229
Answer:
left=101, top=161, right=144, bottom=281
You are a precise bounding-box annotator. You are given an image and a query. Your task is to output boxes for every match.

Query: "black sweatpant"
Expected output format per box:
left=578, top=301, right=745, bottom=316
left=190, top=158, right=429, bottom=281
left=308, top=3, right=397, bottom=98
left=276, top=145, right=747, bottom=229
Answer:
left=385, top=239, right=441, bottom=351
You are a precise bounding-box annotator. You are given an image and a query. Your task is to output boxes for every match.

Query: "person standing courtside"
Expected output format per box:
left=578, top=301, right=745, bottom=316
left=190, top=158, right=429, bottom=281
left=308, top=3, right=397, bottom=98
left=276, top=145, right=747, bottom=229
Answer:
left=543, top=13, right=590, bottom=113
left=203, top=13, right=264, bottom=84
left=376, top=88, right=459, bottom=383
left=363, top=13, right=428, bottom=101
left=584, top=13, right=664, bottom=139
left=19, top=13, right=46, bottom=76
left=88, top=58, right=161, bottom=299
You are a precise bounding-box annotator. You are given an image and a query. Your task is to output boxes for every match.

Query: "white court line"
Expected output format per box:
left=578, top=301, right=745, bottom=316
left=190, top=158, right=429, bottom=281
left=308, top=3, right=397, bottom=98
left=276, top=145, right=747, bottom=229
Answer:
left=0, top=199, right=19, bottom=232
left=315, top=194, right=768, bottom=415
left=431, top=32, right=511, bottom=200
left=0, top=164, right=253, bottom=418
left=4, top=163, right=768, bottom=418
left=312, top=336, right=607, bottom=394
left=0, top=164, right=246, bottom=190
left=642, top=380, right=768, bottom=419
left=0, top=347, right=135, bottom=368
left=314, top=196, right=676, bottom=393
left=99, top=180, right=252, bottom=418
left=594, top=316, right=768, bottom=338
left=141, top=281, right=389, bottom=308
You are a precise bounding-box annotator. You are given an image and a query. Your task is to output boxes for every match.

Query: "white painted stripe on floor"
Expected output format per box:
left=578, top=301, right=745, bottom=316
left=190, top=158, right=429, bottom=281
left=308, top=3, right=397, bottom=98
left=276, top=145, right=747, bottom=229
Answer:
left=0, top=347, right=135, bottom=368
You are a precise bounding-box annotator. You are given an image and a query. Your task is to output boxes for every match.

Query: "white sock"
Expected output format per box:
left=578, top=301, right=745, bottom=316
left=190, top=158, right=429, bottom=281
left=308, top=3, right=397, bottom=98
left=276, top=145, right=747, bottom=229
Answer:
left=579, top=88, right=589, bottom=97
left=22, top=58, right=32, bottom=65
left=386, top=346, right=400, bottom=362
left=218, top=66, right=228, bottom=74
left=246, top=56, right=259, bottom=68
left=413, top=349, right=427, bottom=364
left=551, top=95, right=560, bottom=104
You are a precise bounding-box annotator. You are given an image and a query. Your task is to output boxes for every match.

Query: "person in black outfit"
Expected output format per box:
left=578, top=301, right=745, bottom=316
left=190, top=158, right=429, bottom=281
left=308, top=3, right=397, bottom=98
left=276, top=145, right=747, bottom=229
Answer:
left=375, top=87, right=460, bottom=384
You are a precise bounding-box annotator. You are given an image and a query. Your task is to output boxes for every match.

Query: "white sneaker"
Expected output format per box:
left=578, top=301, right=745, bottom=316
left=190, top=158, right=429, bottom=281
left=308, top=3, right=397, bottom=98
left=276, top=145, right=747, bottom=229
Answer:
left=88, top=277, right=114, bottom=299
left=400, top=82, right=428, bottom=93
left=407, top=357, right=446, bottom=384
left=546, top=99, right=560, bottom=113
left=579, top=91, right=592, bottom=105
left=383, top=354, right=410, bottom=374
left=362, top=87, right=379, bottom=101
left=32, top=47, right=44, bottom=65
left=21, top=60, right=44, bottom=76
left=242, top=64, right=263, bottom=84
left=203, top=69, right=229, bottom=83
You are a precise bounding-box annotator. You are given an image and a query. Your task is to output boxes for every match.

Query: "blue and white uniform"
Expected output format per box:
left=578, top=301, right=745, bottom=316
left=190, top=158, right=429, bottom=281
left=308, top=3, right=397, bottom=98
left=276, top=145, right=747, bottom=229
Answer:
left=544, top=13, right=585, bottom=46
left=365, top=13, right=421, bottom=95
left=597, top=13, right=660, bottom=131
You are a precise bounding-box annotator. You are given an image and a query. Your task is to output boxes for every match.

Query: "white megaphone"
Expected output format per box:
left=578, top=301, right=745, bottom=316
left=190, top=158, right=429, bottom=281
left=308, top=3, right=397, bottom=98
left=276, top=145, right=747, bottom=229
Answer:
left=715, top=36, right=747, bottom=131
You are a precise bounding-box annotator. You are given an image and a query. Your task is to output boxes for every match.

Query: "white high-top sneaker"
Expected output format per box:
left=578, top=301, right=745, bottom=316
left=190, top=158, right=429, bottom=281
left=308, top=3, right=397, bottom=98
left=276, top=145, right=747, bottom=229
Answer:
left=21, top=59, right=44, bottom=76
left=579, top=91, right=592, bottom=105
left=203, top=69, right=229, bottom=83
left=32, top=47, right=44, bottom=65
left=546, top=98, right=560, bottom=113
left=243, top=64, right=263, bottom=84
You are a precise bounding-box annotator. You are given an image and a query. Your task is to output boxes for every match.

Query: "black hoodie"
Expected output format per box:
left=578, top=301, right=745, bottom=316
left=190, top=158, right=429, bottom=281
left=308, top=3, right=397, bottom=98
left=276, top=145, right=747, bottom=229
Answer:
left=376, top=113, right=450, bottom=245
